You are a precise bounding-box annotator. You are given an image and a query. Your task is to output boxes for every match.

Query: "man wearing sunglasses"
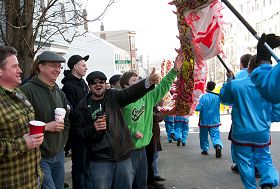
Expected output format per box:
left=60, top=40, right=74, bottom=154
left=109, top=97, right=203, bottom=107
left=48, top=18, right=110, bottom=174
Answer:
left=0, top=46, right=44, bottom=188
left=71, top=69, right=160, bottom=189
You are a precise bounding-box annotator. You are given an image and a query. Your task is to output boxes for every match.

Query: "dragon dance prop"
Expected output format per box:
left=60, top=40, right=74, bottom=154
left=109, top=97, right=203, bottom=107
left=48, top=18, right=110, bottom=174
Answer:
left=161, top=0, right=224, bottom=116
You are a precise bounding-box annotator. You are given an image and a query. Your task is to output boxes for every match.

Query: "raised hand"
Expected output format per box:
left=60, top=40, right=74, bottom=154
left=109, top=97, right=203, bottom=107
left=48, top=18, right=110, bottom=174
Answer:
left=148, top=67, right=160, bottom=85
left=174, top=53, right=184, bottom=71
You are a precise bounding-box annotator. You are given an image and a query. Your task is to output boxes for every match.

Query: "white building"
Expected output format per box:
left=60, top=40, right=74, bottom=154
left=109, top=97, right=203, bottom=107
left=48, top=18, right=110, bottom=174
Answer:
left=208, top=0, right=280, bottom=83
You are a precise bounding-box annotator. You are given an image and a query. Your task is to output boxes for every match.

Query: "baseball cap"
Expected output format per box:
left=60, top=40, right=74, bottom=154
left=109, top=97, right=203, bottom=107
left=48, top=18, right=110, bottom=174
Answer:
left=68, top=55, right=89, bottom=70
left=37, top=51, right=66, bottom=63
left=86, top=71, right=107, bottom=82
left=109, top=74, right=122, bottom=85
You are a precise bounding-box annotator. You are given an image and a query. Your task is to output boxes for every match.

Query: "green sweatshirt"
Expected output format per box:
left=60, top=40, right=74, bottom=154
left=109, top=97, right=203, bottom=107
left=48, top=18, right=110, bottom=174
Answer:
left=20, top=77, right=70, bottom=157
left=123, top=68, right=177, bottom=149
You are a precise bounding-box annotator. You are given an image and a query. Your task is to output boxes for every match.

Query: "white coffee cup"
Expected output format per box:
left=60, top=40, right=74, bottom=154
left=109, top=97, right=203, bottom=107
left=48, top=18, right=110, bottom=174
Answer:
left=55, top=108, right=66, bottom=122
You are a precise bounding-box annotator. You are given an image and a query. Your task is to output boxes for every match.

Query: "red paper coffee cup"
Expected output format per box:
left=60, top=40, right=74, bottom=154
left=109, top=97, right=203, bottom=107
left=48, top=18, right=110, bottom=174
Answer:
left=29, top=120, right=45, bottom=135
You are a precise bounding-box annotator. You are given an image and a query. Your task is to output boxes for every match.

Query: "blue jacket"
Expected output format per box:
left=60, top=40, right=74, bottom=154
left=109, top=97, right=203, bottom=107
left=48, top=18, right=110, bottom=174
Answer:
left=235, top=68, right=248, bottom=79
left=251, top=61, right=280, bottom=103
left=220, top=75, right=280, bottom=147
left=195, top=92, right=220, bottom=127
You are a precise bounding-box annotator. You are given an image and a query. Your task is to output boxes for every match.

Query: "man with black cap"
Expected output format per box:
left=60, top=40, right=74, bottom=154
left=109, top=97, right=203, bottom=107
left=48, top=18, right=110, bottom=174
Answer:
left=109, top=74, right=122, bottom=89
left=71, top=69, right=160, bottom=189
left=20, top=51, right=70, bottom=189
left=61, top=54, right=92, bottom=189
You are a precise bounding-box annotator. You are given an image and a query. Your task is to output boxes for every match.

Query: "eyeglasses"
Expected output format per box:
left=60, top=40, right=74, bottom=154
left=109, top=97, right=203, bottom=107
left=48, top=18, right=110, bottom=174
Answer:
left=44, top=64, right=63, bottom=69
left=89, top=80, right=106, bottom=85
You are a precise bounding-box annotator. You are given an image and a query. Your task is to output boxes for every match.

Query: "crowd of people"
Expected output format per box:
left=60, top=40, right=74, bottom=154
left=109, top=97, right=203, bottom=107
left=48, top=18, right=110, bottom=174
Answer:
left=0, top=32, right=280, bottom=189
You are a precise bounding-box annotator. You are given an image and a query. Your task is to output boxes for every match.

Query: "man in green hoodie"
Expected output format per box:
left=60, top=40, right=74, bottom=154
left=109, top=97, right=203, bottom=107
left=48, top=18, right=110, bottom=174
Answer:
left=20, top=51, right=70, bottom=189
left=120, top=55, right=183, bottom=189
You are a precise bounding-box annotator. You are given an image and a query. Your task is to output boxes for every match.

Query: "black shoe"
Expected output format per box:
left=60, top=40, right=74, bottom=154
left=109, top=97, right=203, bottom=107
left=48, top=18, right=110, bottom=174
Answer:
left=231, top=165, right=239, bottom=173
left=261, top=183, right=272, bottom=189
left=64, top=183, right=70, bottom=189
left=168, top=139, right=172, bottom=143
left=215, top=145, right=222, bottom=158
left=148, top=182, right=165, bottom=189
left=182, top=142, right=186, bottom=146
left=201, top=151, right=208, bottom=155
left=177, top=138, right=181, bottom=146
left=154, top=176, right=166, bottom=181
left=65, top=150, right=72, bottom=157
left=170, top=133, right=176, bottom=141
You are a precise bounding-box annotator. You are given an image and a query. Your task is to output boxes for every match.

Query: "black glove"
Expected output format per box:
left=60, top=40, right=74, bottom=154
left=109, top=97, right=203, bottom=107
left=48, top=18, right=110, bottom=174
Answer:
left=257, top=33, right=280, bottom=62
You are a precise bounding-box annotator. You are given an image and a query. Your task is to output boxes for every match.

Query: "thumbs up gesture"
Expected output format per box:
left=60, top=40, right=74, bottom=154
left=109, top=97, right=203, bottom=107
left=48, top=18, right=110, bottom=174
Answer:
left=148, top=67, right=160, bottom=85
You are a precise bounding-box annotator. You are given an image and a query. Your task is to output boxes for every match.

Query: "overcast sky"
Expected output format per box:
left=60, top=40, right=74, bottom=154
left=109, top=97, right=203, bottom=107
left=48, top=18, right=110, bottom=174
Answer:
left=85, top=0, right=179, bottom=64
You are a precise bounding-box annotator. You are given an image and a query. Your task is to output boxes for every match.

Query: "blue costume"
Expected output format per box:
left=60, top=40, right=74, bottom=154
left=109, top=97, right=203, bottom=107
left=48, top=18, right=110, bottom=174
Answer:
left=195, top=92, right=223, bottom=153
left=220, top=75, right=280, bottom=189
left=164, top=115, right=175, bottom=142
left=235, top=68, right=248, bottom=79
left=231, top=69, right=249, bottom=165
left=251, top=61, right=280, bottom=103
left=174, top=115, right=189, bottom=146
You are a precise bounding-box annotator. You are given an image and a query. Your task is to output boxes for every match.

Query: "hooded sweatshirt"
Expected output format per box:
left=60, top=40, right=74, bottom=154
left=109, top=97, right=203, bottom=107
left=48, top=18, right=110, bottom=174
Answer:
left=20, top=76, right=70, bottom=157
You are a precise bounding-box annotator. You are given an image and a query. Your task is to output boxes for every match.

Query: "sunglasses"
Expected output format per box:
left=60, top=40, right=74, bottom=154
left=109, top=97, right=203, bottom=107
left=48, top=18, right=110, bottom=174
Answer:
left=89, top=80, right=106, bottom=85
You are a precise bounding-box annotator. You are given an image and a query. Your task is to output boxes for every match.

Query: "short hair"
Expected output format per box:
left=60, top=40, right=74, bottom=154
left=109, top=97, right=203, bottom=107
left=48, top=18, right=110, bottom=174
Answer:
left=119, top=71, right=138, bottom=88
left=0, top=46, right=17, bottom=69
left=206, top=81, right=216, bottom=91
left=240, top=54, right=252, bottom=68
left=248, top=54, right=260, bottom=73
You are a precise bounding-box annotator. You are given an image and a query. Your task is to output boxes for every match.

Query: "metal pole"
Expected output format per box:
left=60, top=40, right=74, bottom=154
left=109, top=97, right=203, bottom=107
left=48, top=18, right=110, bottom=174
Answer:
left=217, top=55, right=235, bottom=79
left=221, top=0, right=280, bottom=62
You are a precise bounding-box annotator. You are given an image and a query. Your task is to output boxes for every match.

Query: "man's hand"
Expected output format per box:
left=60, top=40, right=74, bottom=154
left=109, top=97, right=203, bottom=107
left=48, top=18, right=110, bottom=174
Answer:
left=24, top=133, right=44, bottom=150
left=257, top=33, right=280, bottom=62
left=226, top=70, right=234, bottom=80
left=148, top=67, right=160, bottom=85
left=174, top=54, right=184, bottom=71
left=45, top=121, right=64, bottom=132
left=135, top=131, right=144, bottom=139
left=93, top=118, right=107, bottom=132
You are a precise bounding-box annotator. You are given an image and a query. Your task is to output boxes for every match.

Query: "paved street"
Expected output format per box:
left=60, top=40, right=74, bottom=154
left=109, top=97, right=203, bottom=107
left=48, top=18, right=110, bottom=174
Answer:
left=65, top=114, right=280, bottom=189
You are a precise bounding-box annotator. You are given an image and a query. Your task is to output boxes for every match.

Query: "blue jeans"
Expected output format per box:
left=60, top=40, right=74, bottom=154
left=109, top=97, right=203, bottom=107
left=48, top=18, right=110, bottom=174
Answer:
left=131, top=148, right=148, bottom=189
left=152, top=151, right=159, bottom=177
left=90, top=158, right=133, bottom=189
left=40, top=151, right=65, bottom=189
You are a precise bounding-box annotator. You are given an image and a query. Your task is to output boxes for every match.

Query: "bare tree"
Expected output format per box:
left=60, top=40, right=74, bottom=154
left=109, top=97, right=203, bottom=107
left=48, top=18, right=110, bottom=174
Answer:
left=0, top=0, right=116, bottom=79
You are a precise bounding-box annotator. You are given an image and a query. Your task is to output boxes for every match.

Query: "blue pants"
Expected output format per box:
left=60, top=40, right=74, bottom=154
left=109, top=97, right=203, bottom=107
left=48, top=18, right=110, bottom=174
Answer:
left=40, top=151, right=65, bottom=189
left=71, top=141, right=93, bottom=189
left=174, top=121, right=189, bottom=143
left=152, top=151, right=159, bottom=176
left=199, top=127, right=223, bottom=151
left=165, top=121, right=174, bottom=141
left=90, top=158, right=133, bottom=189
left=232, top=144, right=279, bottom=189
left=131, top=148, right=148, bottom=189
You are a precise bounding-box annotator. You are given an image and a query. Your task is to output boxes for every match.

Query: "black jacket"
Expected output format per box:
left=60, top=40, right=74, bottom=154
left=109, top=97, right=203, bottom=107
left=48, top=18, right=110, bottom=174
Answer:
left=61, top=71, right=89, bottom=109
left=72, top=79, right=154, bottom=162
